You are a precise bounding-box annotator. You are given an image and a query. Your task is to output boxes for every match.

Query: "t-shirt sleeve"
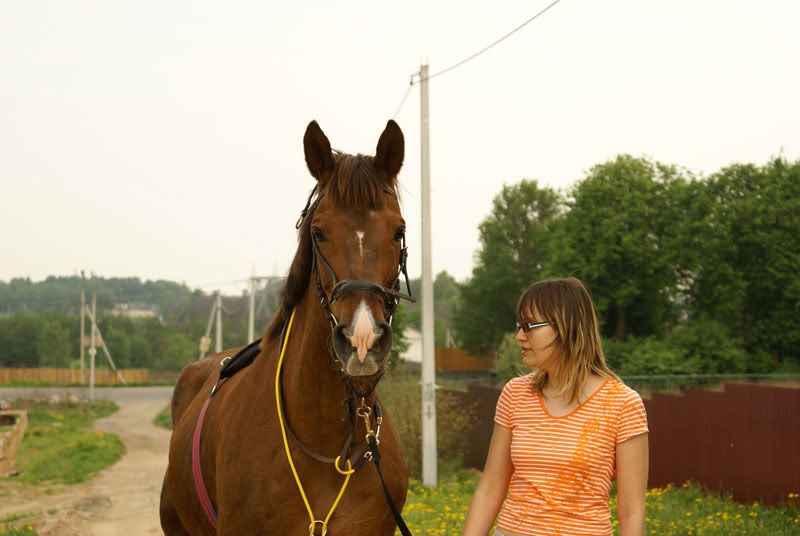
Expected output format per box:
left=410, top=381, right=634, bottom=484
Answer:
left=616, top=388, right=649, bottom=444
left=494, top=380, right=515, bottom=430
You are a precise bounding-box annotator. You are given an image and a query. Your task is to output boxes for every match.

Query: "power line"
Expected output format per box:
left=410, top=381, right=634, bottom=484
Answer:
left=392, top=0, right=563, bottom=117
left=392, top=82, right=414, bottom=120
left=421, top=0, right=562, bottom=83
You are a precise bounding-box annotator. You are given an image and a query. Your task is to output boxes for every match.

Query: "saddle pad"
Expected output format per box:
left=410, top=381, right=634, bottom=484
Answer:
left=219, top=338, right=263, bottom=379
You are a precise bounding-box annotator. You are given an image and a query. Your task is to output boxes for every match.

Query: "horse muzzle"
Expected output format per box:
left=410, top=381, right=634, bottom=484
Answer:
left=332, top=318, right=393, bottom=377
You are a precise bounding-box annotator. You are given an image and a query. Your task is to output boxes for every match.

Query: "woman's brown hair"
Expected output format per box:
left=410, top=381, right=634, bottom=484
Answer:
left=516, top=277, right=620, bottom=402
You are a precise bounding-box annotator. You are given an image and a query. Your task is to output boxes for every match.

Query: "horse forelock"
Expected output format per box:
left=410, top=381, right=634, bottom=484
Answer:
left=327, top=152, right=398, bottom=209
left=266, top=152, right=399, bottom=341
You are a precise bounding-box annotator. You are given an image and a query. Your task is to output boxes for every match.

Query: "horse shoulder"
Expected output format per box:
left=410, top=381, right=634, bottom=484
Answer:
left=171, top=348, right=246, bottom=427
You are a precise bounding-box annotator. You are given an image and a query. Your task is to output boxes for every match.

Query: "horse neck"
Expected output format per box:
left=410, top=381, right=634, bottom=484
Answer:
left=274, top=289, right=354, bottom=450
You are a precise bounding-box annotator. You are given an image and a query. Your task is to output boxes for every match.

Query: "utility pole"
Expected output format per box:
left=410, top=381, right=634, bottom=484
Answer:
left=215, top=291, right=223, bottom=353
left=84, top=305, right=127, bottom=385
left=248, top=277, right=256, bottom=342
left=198, top=292, right=217, bottom=361
left=419, top=63, right=438, bottom=488
left=80, top=290, right=85, bottom=384
left=89, top=291, right=97, bottom=401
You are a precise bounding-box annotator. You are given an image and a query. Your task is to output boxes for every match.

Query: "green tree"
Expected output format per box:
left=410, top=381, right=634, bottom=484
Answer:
left=36, top=320, right=71, bottom=367
left=405, top=271, right=462, bottom=347
left=129, top=334, right=153, bottom=368
left=455, top=180, right=563, bottom=354
left=495, top=333, right=525, bottom=383
left=103, top=327, right=132, bottom=369
left=0, top=314, right=42, bottom=366
left=388, top=301, right=410, bottom=370
left=553, top=155, right=690, bottom=340
left=155, top=332, right=196, bottom=371
left=691, top=158, right=800, bottom=363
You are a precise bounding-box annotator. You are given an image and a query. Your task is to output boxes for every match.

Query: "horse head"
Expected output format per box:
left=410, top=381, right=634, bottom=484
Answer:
left=298, top=119, right=411, bottom=381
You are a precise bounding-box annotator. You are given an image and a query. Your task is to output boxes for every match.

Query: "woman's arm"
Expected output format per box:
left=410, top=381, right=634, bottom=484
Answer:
left=616, top=432, right=649, bottom=536
left=463, top=424, right=514, bottom=536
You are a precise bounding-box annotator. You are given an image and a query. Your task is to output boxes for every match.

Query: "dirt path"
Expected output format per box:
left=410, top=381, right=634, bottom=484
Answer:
left=1, top=400, right=172, bottom=536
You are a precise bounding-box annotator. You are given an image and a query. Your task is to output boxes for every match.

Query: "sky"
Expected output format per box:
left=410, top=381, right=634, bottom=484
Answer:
left=2, top=0, right=798, bottom=295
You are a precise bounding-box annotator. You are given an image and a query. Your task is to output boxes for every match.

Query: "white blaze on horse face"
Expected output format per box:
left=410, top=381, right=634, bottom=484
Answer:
left=349, top=300, right=378, bottom=364
left=356, top=231, right=365, bottom=258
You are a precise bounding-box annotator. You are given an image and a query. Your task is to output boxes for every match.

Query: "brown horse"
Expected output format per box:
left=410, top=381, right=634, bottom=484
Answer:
left=160, top=120, right=412, bottom=535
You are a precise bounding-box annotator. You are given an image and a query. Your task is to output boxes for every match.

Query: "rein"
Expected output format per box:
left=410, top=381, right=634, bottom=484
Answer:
left=190, top=185, right=415, bottom=535
left=275, top=308, right=356, bottom=536
left=191, top=309, right=413, bottom=536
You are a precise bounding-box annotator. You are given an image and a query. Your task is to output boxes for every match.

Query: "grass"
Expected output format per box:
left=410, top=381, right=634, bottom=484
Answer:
left=0, top=513, right=38, bottom=536
left=0, top=401, right=124, bottom=486
left=153, top=405, right=172, bottom=430
left=396, top=469, right=800, bottom=535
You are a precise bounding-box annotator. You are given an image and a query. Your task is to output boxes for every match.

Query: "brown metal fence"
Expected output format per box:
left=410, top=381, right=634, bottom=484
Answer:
left=449, top=381, right=800, bottom=506
left=647, top=383, right=800, bottom=505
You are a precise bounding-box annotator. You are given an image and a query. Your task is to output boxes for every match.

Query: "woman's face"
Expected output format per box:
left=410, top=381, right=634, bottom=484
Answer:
left=516, top=307, right=559, bottom=370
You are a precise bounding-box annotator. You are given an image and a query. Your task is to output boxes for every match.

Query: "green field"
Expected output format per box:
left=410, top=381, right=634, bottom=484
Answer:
left=0, top=401, right=124, bottom=486
left=0, top=513, right=38, bottom=536
left=153, top=405, right=172, bottom=430
left=0, top=401, right=125, bottom=536
left=398, top=470, right=800, bottom=535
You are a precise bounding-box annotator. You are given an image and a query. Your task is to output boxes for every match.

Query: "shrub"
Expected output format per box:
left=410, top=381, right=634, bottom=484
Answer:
left=378, top=372, right=475, bottom=478
left=667, top=318, right=747, bottom=374
left=495, top=332, right=525, bottom=384
left=604, top=319, right=753, bottom=376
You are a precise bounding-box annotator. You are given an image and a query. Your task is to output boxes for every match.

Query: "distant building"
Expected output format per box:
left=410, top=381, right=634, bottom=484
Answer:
left=399, top=327, right=494, bottom=372
left=400, top=327, right=422, bottom=363
left=109, top=303, right=159, bottom=319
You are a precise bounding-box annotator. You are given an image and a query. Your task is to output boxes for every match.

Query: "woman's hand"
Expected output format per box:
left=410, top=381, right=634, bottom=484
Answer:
left=616, top=432, right=649, bottom=536
left=463, top=424, right=514, bottom=536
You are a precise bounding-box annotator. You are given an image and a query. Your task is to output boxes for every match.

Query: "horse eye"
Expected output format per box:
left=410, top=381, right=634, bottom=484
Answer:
left=312, top=227, right=326, bottom=242
left=393, top=228, right=405, bottom=243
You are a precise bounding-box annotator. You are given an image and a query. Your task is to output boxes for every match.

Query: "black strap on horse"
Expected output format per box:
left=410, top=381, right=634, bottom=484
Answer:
left=302, top=189, right=416, bottom=331
left=368, top=401, right=413, bottom=536
left=215, top=334, right=414, bottom=535
left=204, top=187, right=418, bottom=533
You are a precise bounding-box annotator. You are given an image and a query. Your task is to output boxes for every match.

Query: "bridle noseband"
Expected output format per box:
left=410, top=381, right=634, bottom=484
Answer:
left=299, top=186, right=416, bottom=330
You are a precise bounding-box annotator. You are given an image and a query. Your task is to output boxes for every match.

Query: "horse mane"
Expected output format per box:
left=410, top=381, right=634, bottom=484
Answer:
left=265, top=152, right=399, bottom=340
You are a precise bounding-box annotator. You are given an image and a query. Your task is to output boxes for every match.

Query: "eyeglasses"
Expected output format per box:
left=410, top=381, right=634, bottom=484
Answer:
left=515, top=320, right=553, bottom=333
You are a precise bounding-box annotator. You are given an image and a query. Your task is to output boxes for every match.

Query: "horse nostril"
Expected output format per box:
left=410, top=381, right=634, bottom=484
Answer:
left=332, top=322, right=351, bottom=359
left=373, top=320, right=393, bottom=362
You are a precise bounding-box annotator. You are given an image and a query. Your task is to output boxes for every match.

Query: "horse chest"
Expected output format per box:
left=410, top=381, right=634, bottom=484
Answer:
left=217, top=458, right=406, bottom=536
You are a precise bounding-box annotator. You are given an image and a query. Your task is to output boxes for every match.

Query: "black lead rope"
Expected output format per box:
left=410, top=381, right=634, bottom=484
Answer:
left=368, top=401, right=412, bottom=536
left=217, top=332, right=414, bottom=535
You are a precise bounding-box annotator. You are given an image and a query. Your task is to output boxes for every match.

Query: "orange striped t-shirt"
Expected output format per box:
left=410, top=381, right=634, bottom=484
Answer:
left=494, top=374, right=648, bottom=536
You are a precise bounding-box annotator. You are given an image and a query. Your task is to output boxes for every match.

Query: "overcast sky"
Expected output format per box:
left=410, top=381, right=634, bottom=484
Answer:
left=2, top=0, right=798, bottom=295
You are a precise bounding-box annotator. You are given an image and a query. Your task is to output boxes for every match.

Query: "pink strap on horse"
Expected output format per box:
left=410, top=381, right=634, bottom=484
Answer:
left=192, top=383, right=222, bottom=529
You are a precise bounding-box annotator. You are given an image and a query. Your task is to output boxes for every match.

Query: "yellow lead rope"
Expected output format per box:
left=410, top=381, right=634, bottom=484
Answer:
left=275, top=308, right=355, bottom=536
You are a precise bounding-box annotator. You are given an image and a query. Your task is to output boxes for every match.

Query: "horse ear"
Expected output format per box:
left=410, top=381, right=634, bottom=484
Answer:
left=375, top=120, right=404, bottom=177
left=303, top=120, right=333, bottom=181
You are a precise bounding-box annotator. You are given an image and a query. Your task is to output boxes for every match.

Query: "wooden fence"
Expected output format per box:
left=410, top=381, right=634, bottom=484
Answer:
left=435, top=348, right=494, bottom=372
left=448, top=382, right=800, bottom=505
left=0, top=411, right=28, bottom=475
left=0, top=368, right=150, bottom=384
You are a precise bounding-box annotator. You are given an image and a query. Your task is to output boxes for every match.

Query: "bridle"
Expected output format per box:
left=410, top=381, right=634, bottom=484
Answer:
left=191, top=185, right=416, bottom=536
left=297, top=185, right=416, bottom=330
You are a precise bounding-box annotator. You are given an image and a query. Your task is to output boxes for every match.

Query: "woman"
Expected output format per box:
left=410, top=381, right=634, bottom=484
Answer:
left=463, top=277, right=649, bottom=536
